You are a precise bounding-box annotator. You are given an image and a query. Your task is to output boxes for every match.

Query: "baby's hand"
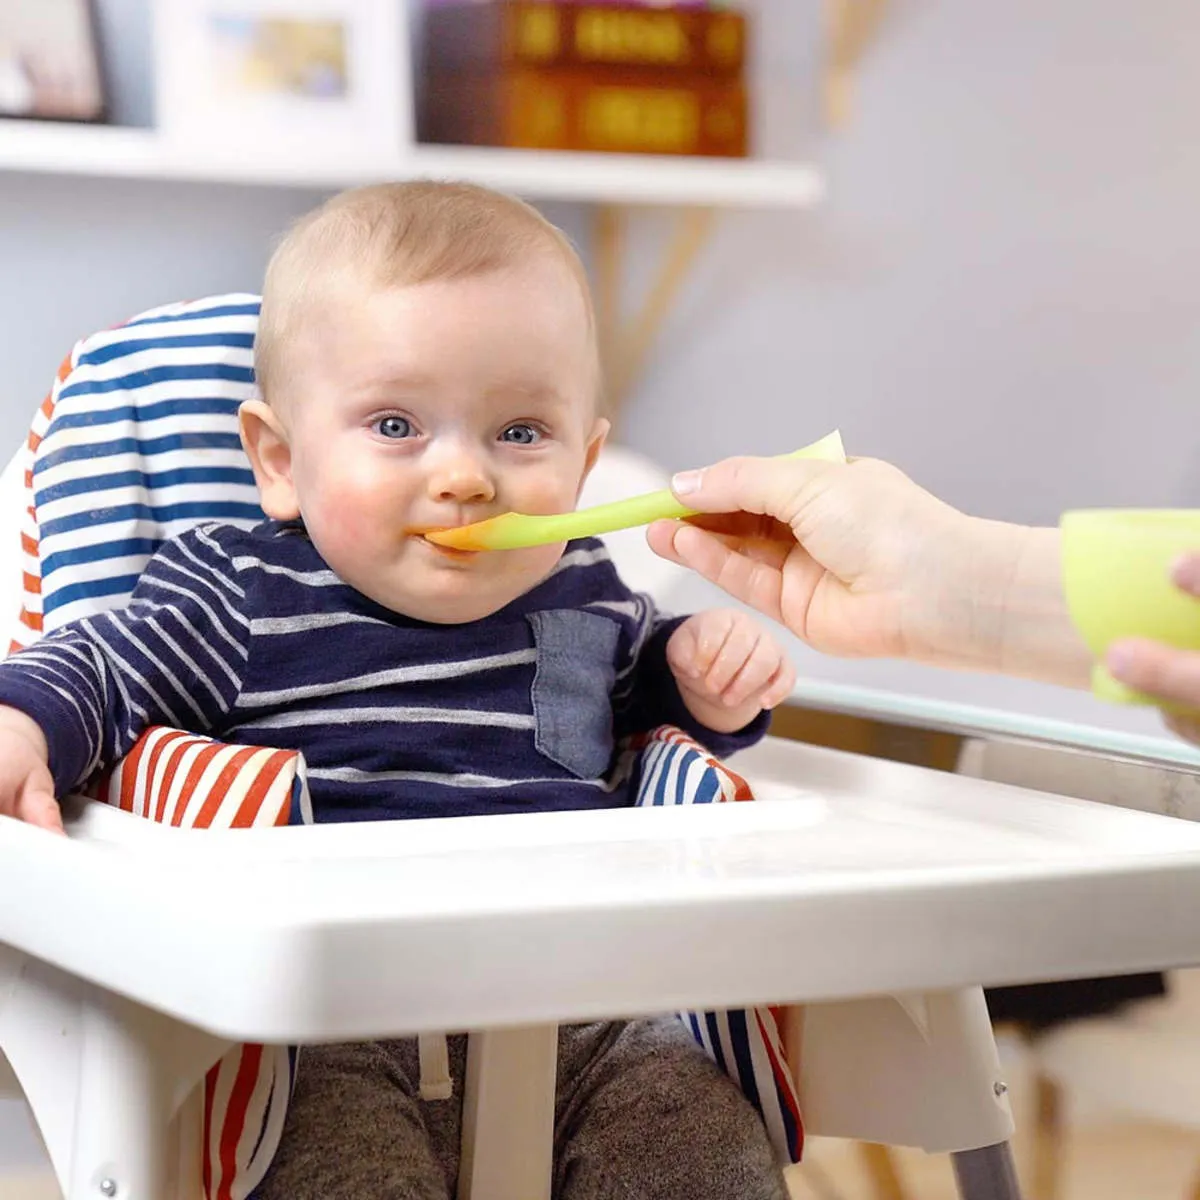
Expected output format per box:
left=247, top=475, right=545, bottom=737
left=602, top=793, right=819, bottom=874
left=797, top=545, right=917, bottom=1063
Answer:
left=666, top=609, right=796, bottom=733
left=0, top=706, right=61, bottom=834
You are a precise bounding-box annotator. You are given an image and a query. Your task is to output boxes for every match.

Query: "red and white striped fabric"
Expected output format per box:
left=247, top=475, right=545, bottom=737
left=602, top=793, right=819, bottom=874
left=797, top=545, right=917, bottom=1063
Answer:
left=90, top=725, right=312, bottom=829
left=8, top=353, right=69, bottom=653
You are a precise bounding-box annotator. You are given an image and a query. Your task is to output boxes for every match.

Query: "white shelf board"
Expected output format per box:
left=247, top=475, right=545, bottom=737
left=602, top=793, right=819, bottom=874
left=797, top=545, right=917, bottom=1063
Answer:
left=412, top=144, right=824, bottom=207
left=0, top=119, right=823, bottom=209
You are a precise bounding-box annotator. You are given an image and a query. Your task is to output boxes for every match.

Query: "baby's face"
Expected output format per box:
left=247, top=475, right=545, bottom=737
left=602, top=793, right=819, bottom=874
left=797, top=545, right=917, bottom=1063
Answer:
left=274, top=258, right=606, bottom=623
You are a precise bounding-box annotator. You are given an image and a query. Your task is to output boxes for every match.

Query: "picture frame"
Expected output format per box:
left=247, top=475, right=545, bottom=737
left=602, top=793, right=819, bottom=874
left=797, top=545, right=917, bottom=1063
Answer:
left=152, top=0, right=412, bottom=159
left=0, top=0, right=106, bottom=124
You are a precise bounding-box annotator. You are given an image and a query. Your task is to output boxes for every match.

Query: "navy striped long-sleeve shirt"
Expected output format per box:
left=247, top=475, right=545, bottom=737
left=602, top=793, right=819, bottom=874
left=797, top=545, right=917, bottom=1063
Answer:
left=0, top=520, right=767, bottom=822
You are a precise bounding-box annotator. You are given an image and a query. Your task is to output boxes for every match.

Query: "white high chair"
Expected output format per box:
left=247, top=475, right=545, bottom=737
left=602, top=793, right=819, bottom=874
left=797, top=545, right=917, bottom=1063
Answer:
left=17, top=726, right=1200, bottom=1200
left=2, top=295, right=1200, bottom=1200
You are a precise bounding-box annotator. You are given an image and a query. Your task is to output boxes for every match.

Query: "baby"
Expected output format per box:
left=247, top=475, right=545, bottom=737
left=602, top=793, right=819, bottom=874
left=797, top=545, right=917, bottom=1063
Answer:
left=0, top=182, right=795, bottom=1199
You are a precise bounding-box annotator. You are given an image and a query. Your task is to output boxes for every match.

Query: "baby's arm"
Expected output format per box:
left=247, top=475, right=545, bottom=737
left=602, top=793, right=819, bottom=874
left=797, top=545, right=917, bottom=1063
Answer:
left=0, top=527, right=250, bottom=830
left=665, top=608, right=796, bottom=734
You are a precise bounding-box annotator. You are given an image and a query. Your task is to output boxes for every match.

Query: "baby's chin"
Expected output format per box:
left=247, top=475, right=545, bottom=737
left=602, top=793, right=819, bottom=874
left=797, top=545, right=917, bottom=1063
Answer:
left=389, top=594, right=513, bottom=624
left=363, top=556, right=563, bottom=624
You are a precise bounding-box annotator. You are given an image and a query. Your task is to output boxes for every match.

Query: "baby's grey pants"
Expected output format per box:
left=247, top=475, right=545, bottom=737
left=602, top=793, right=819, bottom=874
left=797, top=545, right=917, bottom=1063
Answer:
left=253, top=1016, right=789, bottom=1199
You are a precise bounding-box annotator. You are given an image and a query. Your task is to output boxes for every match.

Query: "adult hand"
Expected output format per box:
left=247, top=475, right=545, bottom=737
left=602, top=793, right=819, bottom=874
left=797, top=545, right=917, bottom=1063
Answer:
left=1106, top=554, right=1200, bottom=742
left=646, top=453, right=1090, bottom=686
left=649, top=455, right=982, bottom=661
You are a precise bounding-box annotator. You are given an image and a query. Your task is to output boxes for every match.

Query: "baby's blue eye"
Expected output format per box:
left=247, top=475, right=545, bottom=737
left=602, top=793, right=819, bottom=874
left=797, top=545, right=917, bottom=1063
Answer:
left=501, top=423, right=540, bottom=445
left=376, top=416, right=413, bottom=439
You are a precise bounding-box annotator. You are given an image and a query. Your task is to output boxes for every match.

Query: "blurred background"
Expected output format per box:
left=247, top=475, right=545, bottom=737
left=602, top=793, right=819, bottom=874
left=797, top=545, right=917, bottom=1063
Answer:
left=3, top=2, right=1200, bottom=1196
left=4, top=0, right=1199, bottom=522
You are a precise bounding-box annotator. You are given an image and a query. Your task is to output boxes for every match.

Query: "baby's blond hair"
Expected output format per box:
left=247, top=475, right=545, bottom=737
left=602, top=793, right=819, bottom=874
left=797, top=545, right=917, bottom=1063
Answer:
left=256, top=180, right=597, bottom=403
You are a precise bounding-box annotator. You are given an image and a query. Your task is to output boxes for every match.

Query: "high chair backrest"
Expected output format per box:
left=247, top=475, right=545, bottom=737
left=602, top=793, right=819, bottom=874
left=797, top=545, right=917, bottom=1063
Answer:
left=11, top=295, right=264, bottom=652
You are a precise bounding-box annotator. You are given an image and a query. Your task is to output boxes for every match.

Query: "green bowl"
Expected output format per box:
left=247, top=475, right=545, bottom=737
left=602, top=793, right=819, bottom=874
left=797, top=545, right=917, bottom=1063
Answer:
left=1060, top=509, right=1200, bottom=707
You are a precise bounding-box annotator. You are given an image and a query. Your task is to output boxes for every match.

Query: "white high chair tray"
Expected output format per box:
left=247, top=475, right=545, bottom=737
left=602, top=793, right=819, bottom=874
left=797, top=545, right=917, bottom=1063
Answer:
left=3, top=737, right=1200, bottom=1044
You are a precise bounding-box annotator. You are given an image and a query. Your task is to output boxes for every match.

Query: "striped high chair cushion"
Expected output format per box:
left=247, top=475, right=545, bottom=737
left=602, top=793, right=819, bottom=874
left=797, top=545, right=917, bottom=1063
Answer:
left=627, top=727, right=804, bottom=1165
left=90, top=724, right=313, bottom=829
left=11, top=293, right=263, bottom=651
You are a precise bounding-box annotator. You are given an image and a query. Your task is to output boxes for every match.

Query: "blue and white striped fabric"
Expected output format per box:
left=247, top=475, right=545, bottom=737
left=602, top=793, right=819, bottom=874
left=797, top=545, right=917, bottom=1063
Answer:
left=631, top=728, right=736, bottom=807
left=12, top=296, right=805, bottom=1195
left=628, top=726, right=804, bottom=1165
left=28, top=294, right=263, bottom=634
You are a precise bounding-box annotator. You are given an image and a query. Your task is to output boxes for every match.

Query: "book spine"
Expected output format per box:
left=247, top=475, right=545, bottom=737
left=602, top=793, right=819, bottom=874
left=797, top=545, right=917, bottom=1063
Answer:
left=422, top=3, right=746, bottom=77
left=420, top=69, right=748, bottom=158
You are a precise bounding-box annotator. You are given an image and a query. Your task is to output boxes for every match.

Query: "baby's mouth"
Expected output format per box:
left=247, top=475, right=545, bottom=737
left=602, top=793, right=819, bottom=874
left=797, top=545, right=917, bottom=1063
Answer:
left=408, top=527, right=479, bottom=559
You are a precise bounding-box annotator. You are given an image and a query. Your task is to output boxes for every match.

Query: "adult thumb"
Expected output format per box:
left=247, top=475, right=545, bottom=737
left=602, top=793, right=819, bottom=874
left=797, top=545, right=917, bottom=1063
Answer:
left=672, top=454, right=837, bottom=525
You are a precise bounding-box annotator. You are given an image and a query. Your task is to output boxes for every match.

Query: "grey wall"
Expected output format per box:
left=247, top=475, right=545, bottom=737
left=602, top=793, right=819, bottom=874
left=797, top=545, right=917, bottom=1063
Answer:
left=619, top=0, right=1200, bottom=525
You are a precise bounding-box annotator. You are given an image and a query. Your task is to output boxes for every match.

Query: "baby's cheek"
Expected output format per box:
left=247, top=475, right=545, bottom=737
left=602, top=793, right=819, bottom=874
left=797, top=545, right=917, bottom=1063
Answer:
left=307, top=476, right=381, bottom=546
left=323, top=509, right=365, bottom=548
left=518, top=543, right=568, bottom=580
left=515, top=469, right=581, bottom=516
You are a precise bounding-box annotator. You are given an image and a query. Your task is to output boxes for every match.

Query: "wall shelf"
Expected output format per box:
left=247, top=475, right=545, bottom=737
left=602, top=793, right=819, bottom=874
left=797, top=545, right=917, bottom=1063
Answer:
left=0, top=119, right=823, bottom=209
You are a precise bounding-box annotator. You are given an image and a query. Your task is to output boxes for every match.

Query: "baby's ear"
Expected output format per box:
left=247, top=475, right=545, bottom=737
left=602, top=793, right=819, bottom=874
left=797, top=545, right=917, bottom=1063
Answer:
left=239, top=399, right=300, bottom=520
left=580, top=417, right=611, bottom=489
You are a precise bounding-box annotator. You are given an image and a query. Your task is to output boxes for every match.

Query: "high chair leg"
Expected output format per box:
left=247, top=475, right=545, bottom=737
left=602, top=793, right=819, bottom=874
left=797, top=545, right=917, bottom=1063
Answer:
left=68, top=990, right=230, bottom=1200
left=0, top=945, right=230, bottom=1200
left=951, top=1142, right=1024, bottom=1200
left=457, top=1024, right=558, bottom=1200
left=69, top=993, right=176, bottom=1199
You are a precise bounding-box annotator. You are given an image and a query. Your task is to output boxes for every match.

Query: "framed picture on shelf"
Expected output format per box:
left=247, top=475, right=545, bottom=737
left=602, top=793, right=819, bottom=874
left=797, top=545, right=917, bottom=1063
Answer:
left=153, top=0, right=411, bottom=159
left=0, top=0, right=106, bottom=123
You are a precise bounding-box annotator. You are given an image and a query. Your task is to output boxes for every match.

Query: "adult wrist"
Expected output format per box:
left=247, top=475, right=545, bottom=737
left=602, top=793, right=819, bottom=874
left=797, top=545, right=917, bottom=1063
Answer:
left=902, top=515, right=1091, bottom=686
left=896, top=511, right=1020, bottom=673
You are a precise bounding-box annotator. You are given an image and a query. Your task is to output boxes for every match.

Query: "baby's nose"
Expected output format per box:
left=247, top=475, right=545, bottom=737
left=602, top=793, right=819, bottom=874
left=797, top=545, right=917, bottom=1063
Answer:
left=428, top=451, right=496, bottom=504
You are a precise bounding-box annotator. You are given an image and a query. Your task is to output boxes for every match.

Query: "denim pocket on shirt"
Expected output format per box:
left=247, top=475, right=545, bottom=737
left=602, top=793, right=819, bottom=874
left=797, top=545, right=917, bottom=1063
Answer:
left=527, top=609, right=620, bottom=779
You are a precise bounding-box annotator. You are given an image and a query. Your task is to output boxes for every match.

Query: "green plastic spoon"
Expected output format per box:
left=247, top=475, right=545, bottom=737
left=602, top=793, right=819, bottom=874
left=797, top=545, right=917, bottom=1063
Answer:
left=423, top=430, right=846, bottom=551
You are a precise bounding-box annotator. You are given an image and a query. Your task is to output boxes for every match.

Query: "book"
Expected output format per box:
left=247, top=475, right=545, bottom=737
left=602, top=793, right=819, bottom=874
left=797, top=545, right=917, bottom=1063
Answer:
left=419, top=67, right=747, bottom=157
left=421, top=2, right=747, bottom=78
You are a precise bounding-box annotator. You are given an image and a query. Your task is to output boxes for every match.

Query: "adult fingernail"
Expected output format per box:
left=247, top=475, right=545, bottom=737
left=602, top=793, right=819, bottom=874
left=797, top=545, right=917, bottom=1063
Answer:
left=672, top=469, right=702, bottom=496
left=1107, top=642, right=1135, bottom=679
left=1172, top=555, right=1200, bottom=594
